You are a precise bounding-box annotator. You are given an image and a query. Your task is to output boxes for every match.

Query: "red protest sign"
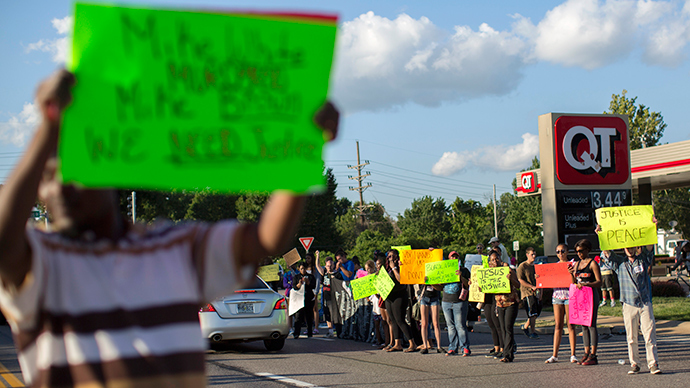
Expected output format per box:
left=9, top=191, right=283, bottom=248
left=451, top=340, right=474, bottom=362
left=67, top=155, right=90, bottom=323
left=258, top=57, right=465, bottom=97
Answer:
left=535, top=262, right=572, bottom=288
left=299, top=237, right=314, bottom=252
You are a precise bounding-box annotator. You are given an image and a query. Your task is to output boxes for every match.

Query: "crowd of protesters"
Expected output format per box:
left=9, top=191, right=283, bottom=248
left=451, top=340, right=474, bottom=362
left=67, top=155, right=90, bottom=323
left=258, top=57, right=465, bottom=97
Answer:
left=271, top=228, right=662, bottom=374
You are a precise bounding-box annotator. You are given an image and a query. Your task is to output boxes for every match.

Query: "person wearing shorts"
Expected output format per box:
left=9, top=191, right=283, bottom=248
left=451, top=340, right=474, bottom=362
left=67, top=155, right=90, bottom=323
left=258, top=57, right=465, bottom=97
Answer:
left=600, top=250, right=616, bottom=307
left=418, top=285, right=443, bottom=354
left=545, top=244, right=578, bottom=364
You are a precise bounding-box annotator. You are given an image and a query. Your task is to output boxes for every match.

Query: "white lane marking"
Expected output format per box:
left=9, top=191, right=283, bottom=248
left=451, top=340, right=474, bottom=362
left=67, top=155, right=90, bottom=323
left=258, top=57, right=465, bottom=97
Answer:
left=256, top=372, right=323, bottom=387
left=312, top=338, right=335, bottom=342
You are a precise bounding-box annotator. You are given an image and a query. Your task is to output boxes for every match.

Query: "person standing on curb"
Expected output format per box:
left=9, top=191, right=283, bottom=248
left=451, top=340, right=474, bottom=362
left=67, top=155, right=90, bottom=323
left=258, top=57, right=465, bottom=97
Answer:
left=517, top=247, right=540, bottom=339
left=489, top=237, right=511, bottom=266
left=597, top=223, right=662, bottom=375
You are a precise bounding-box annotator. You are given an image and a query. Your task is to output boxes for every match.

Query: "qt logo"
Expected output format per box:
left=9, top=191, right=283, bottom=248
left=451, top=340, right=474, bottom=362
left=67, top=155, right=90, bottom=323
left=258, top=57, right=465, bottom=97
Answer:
left=521, top=172, right=537, bottom=193
left=554, top=116, right=629, bottom=185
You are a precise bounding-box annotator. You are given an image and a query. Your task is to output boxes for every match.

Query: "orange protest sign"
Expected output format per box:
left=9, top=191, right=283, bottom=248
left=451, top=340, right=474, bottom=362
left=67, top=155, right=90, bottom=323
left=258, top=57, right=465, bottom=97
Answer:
left=399, top=249, right=443, bottom=284
left=535, top=262, right=572, bottom=288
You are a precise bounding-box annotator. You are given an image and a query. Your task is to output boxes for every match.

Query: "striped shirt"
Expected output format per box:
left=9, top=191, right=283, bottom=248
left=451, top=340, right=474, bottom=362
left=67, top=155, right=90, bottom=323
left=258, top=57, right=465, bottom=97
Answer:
left=0, top=221, right=249, bottom=387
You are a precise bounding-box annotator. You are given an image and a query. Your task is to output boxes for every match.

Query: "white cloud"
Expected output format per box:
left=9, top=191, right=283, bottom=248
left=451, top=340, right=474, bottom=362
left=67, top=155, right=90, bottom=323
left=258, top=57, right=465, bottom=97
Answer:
left=0, top=103, right=40, bottom=147
left=332, top=12, right=528, bottom=112
left=431, top=133, right=539, bottom=176
left=25, top=16, right=72, bottom=63
left=333, top=1, right=690, bottom=113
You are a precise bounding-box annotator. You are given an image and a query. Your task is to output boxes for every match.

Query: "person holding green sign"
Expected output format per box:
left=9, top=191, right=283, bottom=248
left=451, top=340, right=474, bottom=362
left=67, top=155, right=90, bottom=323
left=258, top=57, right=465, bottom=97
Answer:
left=0, top=69, right=339, bottom=387
left=437, top=251, right=471, bottom=357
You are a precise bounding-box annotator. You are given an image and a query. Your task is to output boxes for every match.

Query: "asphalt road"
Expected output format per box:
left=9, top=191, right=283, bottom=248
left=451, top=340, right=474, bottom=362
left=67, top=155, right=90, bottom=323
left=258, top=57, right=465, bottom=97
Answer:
left=1, top=324, right=688, bottom=388
left=205, top=327, right=690, bottom=388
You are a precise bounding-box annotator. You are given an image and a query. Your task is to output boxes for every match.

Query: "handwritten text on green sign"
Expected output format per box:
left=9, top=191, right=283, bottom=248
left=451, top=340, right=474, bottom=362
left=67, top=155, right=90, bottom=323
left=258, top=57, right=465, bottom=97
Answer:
left=60, top=3, right=337, bottom=193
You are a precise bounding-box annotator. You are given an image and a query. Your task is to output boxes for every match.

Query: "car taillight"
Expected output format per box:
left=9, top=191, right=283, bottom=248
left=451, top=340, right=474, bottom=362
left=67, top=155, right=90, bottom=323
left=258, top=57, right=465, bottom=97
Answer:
left=200, top=303, right=216, bottom=312
left=234, top=290, right=256, bottom=293
left=274, top=298, right=287, bottom=310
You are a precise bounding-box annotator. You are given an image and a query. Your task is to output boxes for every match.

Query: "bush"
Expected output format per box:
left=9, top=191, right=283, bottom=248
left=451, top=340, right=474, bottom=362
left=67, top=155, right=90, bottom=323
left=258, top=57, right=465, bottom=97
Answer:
left=651, top=281, right=687, bottom=297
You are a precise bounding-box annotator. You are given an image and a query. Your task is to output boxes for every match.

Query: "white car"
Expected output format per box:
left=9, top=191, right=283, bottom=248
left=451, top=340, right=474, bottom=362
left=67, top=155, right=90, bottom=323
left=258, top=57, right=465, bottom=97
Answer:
left=199, top=276, right=289, bottom=351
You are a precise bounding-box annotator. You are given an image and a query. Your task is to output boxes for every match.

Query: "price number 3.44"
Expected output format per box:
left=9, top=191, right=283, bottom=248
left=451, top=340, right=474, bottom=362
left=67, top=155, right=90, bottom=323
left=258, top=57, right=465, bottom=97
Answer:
left=591, top=190, right=627, bottom=209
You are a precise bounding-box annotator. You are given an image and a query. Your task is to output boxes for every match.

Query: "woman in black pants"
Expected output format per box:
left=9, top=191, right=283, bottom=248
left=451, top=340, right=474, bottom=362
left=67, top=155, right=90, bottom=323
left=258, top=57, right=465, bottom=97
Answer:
left=568, top=239, right=602, bottom=366
left=384, top=250, right=418, bottom=353
left=484, top=286, right=503, bottom=358
left=488, top=251, right=521, bottom=362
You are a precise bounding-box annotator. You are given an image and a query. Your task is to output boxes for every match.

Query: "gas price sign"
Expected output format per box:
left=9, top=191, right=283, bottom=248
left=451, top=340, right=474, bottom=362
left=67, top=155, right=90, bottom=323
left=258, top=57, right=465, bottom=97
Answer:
left=557, top=189, right=631, bottom=250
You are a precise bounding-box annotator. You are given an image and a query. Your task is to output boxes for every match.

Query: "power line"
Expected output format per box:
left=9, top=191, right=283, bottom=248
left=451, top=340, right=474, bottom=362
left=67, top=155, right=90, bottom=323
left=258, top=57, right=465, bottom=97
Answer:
left=368, top=159, right=513, bottom=191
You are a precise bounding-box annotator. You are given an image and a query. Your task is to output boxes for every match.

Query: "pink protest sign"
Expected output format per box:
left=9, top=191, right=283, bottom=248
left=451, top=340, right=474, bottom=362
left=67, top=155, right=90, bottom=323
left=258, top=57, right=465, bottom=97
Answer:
left=568, top=284, right=593, bottom=326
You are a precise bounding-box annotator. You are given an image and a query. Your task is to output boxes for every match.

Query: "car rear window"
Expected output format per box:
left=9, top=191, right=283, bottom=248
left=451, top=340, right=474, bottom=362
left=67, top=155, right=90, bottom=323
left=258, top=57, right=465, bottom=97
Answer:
left=242, top=276, right=270, bottom=290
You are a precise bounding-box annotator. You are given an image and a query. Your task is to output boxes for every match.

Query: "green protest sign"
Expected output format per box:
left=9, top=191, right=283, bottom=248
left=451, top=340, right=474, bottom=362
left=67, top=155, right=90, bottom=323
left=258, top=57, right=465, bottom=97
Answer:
left=350, top=274, right=377, bottom=300
left=60, top=3, right=337, bottom=193
left=374, top=269, right=395, bottom=300
left=475, top=267, right=510, bottom=293
left=391, top=245, right=411, bottom=252
left=424, top=259, right=460, bottom=284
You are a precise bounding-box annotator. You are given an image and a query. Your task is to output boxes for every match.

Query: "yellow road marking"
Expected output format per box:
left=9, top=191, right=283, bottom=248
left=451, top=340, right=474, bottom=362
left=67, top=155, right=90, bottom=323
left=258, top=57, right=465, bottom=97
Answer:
left=0, top=363, right=23, bottom=387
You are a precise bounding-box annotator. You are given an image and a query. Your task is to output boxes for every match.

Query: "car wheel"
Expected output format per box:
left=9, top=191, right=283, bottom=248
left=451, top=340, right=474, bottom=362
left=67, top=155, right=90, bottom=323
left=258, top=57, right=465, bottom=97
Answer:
left=264, top=337, right=285, bottom=351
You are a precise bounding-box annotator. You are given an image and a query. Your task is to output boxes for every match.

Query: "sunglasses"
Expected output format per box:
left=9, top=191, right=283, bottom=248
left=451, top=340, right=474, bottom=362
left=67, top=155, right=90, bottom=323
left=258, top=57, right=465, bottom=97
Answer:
left=556, top=250, right=566, bottom=254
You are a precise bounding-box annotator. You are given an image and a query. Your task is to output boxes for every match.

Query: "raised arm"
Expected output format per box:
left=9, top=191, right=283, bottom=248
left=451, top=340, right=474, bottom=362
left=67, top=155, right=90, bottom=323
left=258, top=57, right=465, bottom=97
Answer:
left=314, top=250, right=325, bottom=276
left=0, top=70, right=74, bottom=289
left=234, top=103, right=339, bottom=269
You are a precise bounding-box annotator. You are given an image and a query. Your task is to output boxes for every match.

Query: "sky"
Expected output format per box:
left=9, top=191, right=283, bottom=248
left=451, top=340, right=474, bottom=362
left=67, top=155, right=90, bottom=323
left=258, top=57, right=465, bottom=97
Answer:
left=2, top=0, right=690, bottom=218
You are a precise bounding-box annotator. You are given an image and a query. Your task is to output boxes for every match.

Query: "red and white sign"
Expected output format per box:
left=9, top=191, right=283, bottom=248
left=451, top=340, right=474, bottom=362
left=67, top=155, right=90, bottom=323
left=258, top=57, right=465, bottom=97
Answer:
left=299, top=237, right=314, bottom=252
left=554, top=116, right=629, bottom=185
left=519, top=171, right=538, bottom=193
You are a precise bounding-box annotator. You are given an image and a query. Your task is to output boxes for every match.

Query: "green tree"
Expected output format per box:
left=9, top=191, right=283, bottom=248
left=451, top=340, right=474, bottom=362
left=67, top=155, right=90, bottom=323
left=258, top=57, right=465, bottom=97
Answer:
left=397, top=196, right=450, bottom=248
left=185, top=191, right=238, bottom=222
left=235, top=192, right=269, bottom=222
left=653, top=188, right=690, bottom=236
left=605, top=90, right=666, bottom=149
left=296, top=168, right=342, bottom=252
left=447, top=198, right=492, bottom=255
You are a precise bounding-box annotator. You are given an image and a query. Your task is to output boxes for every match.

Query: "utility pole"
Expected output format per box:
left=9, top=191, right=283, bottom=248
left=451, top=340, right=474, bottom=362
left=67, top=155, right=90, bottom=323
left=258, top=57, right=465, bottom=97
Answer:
left=127, top=191, right=136, bottom=223
left=348, top=141, right=372, bottom=223
left=493, top=184, right=498, bottom=238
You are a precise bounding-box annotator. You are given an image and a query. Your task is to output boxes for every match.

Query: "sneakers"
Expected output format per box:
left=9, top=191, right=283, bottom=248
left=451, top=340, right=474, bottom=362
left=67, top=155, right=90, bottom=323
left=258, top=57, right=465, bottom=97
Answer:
left=545, top=356, right=559, bottom=363
left=462, top=348, right=471, bottom=357
left=650, top=364, right=662, bottom=374
left=312, top=328, right=319, bottom=335
left=446, top=350, right=457, bottom=356
left=522, top=326, right=530, bottom=338
left=599, top=300, right=607, bottom=307
left=486, top=349, right=498, bottom=358
left=570, top=355, right=579, bottom=363
left=529, top=333, right=539, bottom=339
left=581, top=354, right=598, bottom=365
left=577, top=353, right=590, bottom=365
left=628, top=364, right=640, bottom=374
left=611, top=300, right=616, bottom=307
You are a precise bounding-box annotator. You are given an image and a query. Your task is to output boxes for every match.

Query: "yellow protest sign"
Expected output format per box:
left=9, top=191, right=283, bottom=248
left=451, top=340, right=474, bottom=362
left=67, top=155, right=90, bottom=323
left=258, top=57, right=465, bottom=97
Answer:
left=475, top=267, right=510, bottom=293
left=350, top=274, right=377, bottom=300
left=596, top=205, right=657, bottom=250
left=425, top=259, right=460, bottom=284
left=374, top=269, right=395, bottom=300
left=468, top=265, right=485, bottom=302
left=257, top=264, right=280, bottom=282
left=400, top=249, right=443, bottom=284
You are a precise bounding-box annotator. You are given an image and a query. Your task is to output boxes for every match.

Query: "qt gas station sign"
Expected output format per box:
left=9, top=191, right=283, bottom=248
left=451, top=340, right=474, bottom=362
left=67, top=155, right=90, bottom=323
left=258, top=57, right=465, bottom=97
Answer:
left=539, top=113, right=631, bottom=252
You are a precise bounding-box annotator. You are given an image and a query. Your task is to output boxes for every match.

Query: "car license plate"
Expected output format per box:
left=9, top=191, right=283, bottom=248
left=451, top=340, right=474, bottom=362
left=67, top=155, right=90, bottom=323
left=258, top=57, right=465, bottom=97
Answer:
left=237, top=302, right=254, bottom=314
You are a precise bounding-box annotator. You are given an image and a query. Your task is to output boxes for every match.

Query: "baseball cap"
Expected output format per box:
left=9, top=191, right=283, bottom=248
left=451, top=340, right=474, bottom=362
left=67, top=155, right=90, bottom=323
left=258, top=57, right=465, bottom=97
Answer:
left=449, top=251, right=459, bottom=258
left=488, top=237, right=499, bottom=244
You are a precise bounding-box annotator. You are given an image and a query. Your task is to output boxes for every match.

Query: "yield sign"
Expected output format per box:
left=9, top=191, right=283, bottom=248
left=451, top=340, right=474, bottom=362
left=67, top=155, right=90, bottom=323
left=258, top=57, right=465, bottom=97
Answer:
left=299, top=237, right=314, bottom=252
